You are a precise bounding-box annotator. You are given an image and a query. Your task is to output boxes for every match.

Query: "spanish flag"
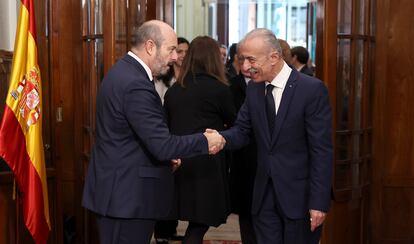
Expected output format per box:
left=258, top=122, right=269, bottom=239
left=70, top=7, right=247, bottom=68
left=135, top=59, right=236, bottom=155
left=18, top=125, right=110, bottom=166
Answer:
left=0, top=0, right=50, bottom=243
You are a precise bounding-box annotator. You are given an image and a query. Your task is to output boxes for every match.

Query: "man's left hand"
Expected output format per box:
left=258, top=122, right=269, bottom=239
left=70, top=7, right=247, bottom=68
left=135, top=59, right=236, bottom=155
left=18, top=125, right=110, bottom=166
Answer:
left=309, top=209, right=327, bottom=232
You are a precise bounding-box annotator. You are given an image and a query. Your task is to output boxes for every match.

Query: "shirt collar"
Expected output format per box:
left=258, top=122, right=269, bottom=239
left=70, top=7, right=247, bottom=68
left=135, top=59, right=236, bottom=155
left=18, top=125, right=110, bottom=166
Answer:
left=296, top=63, right=306, bottom=72
left=244, top=76, right=251, bottom=84
left=266, top=62, right=292, bottom=89
left=128, top=51, right=153, bottom=81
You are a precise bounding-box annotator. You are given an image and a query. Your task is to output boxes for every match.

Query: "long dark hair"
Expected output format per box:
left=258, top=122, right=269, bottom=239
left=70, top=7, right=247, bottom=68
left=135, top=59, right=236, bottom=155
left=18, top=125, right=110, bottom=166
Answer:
left=177, top=36, right=227, bottom=86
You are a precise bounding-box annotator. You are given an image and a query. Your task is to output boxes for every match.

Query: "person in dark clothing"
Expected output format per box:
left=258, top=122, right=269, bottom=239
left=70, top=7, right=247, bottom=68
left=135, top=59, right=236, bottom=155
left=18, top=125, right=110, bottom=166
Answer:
left=228, top=44, right=258, bottom=244
left=277, top=39, right=292, bottom=66
left=225, top=43, right=239, bottom=80
left=291, top=46, right=314, bottom=76
left=154, top=37, right=190, bottom=104
left=164, top=36, right=236, bottom=244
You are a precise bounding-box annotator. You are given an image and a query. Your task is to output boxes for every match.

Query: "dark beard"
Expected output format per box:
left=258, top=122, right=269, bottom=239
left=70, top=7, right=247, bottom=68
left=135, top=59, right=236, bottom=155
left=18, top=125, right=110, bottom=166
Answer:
left=156, top=65, right=175, bottom=86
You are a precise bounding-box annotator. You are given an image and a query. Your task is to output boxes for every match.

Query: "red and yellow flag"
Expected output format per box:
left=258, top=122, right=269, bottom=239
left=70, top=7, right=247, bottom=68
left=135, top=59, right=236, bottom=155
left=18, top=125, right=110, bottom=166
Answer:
left=0, top=0, right=50, bottom=243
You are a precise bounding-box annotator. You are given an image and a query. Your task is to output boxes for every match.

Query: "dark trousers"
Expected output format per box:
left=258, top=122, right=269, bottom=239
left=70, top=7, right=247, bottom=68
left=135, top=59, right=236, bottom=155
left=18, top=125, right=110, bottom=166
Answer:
left=96, top=215, right=155, bottom=244
left=154, top=220, right=178, bottom=239
left=252, top=179, right=322, bottom=244
left=239, top=214, right=257, bottom=244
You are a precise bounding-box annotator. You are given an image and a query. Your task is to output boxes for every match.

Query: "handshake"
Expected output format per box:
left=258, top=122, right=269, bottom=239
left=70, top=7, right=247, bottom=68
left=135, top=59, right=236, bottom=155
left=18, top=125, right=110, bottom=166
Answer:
left=171, top=129, right=226, bottom=171
left=203, top=128, right=226, bottom=155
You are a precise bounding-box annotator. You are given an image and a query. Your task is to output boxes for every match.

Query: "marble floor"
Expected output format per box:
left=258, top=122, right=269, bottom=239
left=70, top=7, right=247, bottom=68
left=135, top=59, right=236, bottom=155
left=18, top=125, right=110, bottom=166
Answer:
left=151, top=214, right=242, bottom=243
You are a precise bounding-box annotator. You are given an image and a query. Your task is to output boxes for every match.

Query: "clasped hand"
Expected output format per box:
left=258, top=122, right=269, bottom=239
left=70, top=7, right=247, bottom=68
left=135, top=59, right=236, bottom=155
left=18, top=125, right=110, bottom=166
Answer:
left=203, top=128, right=226, bottom=155
left=309, top=209, right=327, bottom=231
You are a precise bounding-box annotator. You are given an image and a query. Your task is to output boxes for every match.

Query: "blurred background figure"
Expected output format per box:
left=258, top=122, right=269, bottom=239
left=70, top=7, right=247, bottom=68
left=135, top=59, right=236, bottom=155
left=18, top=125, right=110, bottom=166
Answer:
left=155, top=37, right=190, bottom=104
left=277, top=39, right=292, bottom=66
left=291, top=46, right=314, bottom=76
left=228, top=46, right=258, bottom=244
left=164, top=36, right=236, bottom=244
left=219, top=44, right=228, bottom=64
left=174, top=37, right=190, bottom=79
left=225, top=43, right=240, bottom=80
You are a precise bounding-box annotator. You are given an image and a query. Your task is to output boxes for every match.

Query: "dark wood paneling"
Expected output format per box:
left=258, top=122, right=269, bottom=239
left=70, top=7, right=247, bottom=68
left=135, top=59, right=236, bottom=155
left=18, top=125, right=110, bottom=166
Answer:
left=48, top=0, right=82, bottom=243
left=155, top=0, right=174, bottom=26
left=371, top=0, right=414, bottom=243
left=319, top=0, right=374, bottom=243
left=147, top=0, right=157, bottom=20
left=0, top=50, right=13, bottom=121
left=316, top=0, right=337, bottom=242
left=0, top=173, right=16, bottom=244
left=217, top=2, right=229, bottom=46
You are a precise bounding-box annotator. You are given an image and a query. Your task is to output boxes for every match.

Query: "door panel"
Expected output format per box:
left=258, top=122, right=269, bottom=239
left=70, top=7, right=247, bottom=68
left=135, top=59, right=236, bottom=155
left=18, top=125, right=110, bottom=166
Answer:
left=318, top=0, right=375, bottom=243
left=372, top=1, right=414, bottom=243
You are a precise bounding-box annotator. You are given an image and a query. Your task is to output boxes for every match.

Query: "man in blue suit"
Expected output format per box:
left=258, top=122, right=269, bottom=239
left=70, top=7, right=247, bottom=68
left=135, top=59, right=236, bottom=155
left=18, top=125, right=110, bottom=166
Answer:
left=82, top=20, right=225, bottom=244
left=215, top=28, right=333, bottom=243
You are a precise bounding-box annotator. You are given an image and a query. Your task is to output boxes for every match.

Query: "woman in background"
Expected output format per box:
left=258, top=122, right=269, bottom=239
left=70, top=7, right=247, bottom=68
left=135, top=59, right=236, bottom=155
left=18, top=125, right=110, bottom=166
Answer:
left=155, top=37, right=190, bottom=104
left=164, top=36, right=236, bottom=244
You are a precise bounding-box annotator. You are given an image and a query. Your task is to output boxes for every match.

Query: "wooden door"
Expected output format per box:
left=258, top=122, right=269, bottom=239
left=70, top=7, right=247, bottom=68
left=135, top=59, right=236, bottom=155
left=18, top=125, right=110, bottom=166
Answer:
left=77, top=1, right=104, bottom=243
left=317, top=0, right=376, bottom=243
left=371, top=0, right=414, bottom=243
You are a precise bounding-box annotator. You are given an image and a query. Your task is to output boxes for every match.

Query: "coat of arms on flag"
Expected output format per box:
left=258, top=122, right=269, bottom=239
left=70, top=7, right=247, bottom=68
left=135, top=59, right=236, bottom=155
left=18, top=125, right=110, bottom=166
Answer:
left=11, top=67, right=41, bottom=128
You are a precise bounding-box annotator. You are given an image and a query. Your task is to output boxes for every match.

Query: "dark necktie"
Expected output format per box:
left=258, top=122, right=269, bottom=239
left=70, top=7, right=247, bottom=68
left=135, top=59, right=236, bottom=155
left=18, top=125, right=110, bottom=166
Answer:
left=265, top=84, right=276, bottom=134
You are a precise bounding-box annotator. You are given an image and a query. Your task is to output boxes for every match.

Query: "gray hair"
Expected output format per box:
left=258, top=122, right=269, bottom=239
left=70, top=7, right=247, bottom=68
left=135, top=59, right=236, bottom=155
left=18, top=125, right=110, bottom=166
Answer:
left=132, top=21, right=165, bottom=48
left=239, top=28, right=282, bottom=55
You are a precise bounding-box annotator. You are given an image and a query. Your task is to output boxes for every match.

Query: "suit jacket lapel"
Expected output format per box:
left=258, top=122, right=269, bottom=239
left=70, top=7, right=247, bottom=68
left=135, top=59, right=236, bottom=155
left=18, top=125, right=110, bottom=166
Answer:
left=271, top=71, right=298, bottom=147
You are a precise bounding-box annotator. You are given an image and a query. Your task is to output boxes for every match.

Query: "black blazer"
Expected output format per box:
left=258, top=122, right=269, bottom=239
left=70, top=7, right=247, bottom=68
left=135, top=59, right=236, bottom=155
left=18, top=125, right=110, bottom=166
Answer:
left=229, top=73, right=248, bottom=110
left=164, top=73, right=236, bottom=226
left=300, top=65, right=314, bottom=77
left=228, top=74, right=257, bottom=215
left=82, top=55, right=208, bottom=219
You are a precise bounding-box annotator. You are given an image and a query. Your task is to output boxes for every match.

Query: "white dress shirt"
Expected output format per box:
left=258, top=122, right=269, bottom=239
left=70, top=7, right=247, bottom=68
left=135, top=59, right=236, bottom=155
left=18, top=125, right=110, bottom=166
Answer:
left=244, top=76, right=251, bottom=85
left=265, top=62, right=292, bottom=114
left=128, top=51, right=153, bottom=81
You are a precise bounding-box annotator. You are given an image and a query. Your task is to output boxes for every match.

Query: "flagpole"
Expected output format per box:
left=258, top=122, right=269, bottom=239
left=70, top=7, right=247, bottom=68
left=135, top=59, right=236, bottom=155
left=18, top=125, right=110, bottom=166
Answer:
left=14, top=179, right=20, bottom=244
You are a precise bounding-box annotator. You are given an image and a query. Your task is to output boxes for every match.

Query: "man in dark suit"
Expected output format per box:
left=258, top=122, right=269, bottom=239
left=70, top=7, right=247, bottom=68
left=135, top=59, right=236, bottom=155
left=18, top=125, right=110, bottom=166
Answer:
left=82, top=20, right=225, bottom=244
left=291, top=46, right=314, bottom=76
left=213, top=28, right=333, bottom=244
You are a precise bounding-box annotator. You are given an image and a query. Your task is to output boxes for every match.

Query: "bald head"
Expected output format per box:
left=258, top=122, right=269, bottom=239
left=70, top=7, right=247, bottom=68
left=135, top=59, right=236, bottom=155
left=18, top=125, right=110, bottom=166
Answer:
left=133, top=20, right=175, bottom=49
left=131, top=20, right=178, bottom=78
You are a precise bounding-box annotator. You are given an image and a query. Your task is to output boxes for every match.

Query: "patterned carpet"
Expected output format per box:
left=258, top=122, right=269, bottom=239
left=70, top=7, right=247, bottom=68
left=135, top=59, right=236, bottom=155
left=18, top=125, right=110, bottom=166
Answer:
left=203, top=241, right=242, bottom=244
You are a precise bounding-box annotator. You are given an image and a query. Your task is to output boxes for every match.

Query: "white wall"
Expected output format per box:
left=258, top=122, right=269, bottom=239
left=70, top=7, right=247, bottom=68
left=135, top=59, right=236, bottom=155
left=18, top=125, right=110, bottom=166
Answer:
left=0, top=0, right=18, bottom=51
left=175, top=0, right=207, bottom=41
